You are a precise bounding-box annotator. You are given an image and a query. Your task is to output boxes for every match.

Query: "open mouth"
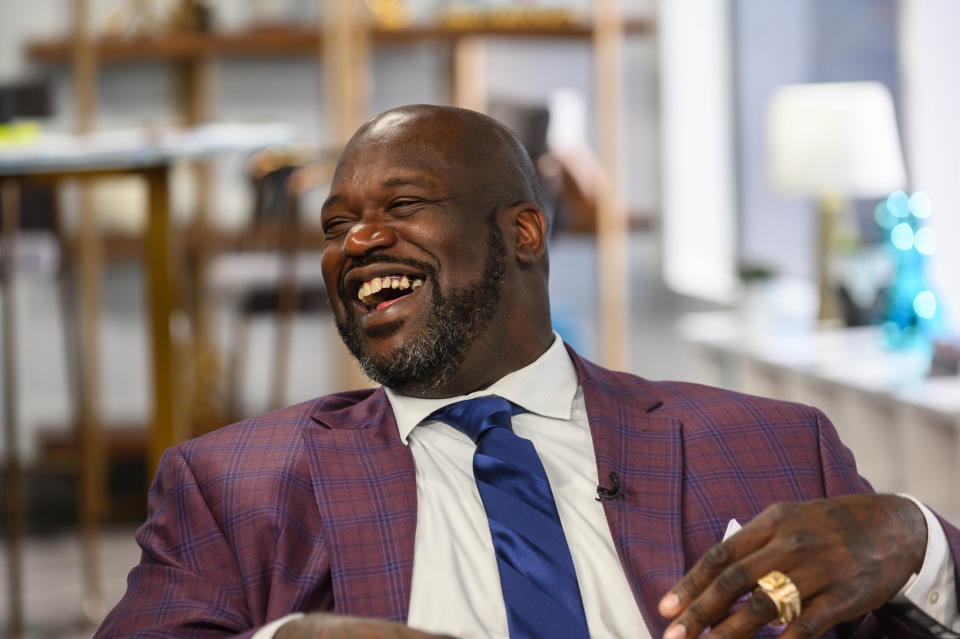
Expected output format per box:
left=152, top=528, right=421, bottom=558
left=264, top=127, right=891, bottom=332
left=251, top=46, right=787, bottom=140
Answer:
left=355, top=274, right=424, bottom=313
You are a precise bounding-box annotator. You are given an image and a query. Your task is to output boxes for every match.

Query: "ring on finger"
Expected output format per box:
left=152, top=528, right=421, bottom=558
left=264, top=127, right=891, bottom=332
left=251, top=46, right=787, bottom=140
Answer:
left=754, top=570, right=801, bottom=625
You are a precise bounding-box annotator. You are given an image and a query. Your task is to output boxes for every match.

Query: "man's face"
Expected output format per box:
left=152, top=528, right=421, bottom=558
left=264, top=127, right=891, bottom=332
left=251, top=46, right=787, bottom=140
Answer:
left=320, top=115, right=509, bottom=394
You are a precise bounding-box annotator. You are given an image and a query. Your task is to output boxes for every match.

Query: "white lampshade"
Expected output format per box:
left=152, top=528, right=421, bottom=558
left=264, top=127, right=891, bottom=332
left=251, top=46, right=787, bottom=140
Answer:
left=767, top=82, right=907, bottom=197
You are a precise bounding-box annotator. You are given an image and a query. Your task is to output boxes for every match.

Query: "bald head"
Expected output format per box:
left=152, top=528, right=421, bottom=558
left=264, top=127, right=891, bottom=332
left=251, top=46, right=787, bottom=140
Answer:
left=342, top=104, right=546, bottom=221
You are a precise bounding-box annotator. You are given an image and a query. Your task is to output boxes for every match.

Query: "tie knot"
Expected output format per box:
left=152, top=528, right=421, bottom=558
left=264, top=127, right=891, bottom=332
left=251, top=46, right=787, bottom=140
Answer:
left=430, top=396, right=525, bottom=444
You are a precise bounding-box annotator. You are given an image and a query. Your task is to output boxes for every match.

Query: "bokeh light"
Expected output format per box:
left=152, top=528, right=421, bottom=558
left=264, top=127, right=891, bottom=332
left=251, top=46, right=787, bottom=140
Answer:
left=890, top=222, right=914, bottom=250
left=913, top=290, right=937, bottom=319
left=908, top=191, right=932, bottom=219
left=886, top=190, right=910, bottom=218
left=915, top=227, right=936, bottom=255
left=874, top=200, right=896, bottom=229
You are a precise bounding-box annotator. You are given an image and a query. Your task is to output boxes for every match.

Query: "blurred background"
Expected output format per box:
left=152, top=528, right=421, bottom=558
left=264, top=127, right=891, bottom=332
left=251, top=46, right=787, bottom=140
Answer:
left=1, top=0, right=959, bottom=636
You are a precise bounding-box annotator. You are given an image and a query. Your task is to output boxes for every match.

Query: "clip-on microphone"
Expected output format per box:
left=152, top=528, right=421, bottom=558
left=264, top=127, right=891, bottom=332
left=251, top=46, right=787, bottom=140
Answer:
left=595, top=471, right=625, bottom=501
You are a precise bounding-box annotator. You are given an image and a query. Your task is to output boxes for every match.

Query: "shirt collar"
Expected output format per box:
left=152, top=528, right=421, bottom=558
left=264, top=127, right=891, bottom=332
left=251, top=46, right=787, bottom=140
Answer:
left=385, top=333, right=579, bottom=443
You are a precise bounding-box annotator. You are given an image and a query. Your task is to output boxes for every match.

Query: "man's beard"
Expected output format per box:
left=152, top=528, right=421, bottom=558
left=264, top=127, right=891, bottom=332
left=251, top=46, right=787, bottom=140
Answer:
left=335, top=220, right=506, bottom=395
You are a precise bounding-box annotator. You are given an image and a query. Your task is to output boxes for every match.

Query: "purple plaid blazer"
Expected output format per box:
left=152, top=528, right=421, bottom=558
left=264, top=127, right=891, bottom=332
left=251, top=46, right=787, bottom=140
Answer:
left=97, top=348, right=960, bottom=638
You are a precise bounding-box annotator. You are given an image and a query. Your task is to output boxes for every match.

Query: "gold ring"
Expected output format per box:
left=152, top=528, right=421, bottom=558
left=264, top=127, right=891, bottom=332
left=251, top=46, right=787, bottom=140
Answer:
left=755, top=570, right=801, bottom=625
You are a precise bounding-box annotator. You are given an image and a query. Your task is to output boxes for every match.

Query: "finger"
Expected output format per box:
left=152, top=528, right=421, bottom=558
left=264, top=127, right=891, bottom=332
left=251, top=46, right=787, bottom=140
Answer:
left=700, top=587, right=845, bottom=639
left=660, top=507, right=785, bottom=618
left=699, top=587, right=780, bottom=639
left=664, top=540, right=834, bottom=639
left=659, top=542, right=737, bottom=619
left=659, top=535, right=761, bottom=618
left=777, top=595, right=844, bottom=639
left=660, top=536, right=805, bottom=634
left=663, top=562, right=783, bottom=639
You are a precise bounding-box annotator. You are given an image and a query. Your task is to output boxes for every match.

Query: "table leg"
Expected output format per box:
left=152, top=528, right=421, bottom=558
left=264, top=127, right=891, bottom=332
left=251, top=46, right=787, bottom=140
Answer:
left=145, top=167, right=181, bottom=474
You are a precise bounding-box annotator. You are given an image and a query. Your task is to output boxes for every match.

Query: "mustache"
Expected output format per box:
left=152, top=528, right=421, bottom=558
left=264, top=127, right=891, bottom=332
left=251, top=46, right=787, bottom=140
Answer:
left=339, top=254, right=436, bottom=299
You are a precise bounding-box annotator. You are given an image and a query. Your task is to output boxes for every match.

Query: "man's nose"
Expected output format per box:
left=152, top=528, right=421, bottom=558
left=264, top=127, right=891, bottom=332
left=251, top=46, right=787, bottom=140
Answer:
left=343, top=221, right=398, bottom=256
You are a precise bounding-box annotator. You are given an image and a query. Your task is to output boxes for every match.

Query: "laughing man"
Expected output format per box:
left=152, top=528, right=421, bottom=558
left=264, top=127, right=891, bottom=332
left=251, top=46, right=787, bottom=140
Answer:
left=97, top=105, right=960, bottom=639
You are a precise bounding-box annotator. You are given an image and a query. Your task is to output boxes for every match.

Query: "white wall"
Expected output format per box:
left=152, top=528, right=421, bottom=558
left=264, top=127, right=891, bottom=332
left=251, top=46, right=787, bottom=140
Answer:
left=658, top=0, right=739, bottom=303
left=899, top=0, right=960, bottom=334
left=732, top=0, right=815, bottom=279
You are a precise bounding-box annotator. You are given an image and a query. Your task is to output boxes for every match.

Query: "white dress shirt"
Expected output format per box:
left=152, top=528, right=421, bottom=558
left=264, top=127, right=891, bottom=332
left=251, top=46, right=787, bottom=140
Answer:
left=390, top=335, right=646, bottom=639
left=259, top=334, right=958, bottom=638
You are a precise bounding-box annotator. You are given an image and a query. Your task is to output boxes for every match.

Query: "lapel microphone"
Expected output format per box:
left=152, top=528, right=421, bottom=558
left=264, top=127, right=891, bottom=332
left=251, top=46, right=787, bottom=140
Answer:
left=595, top=471, right=625, bottom=501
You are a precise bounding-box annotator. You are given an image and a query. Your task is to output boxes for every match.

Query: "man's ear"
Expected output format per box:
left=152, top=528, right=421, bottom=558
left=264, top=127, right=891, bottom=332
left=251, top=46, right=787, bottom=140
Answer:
left=510, top=203, right=548, bottom=265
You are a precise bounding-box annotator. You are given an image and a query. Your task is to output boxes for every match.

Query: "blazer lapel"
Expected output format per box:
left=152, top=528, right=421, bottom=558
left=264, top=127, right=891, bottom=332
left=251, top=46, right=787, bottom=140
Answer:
left=303, top=388, right=418, bottom=622
left=571, top=349, right=686, bottom=636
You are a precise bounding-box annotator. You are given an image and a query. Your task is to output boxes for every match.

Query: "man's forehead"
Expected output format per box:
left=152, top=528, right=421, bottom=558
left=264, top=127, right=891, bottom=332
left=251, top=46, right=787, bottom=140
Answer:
left=363, top=110, right=421, bottom=139
left=327, top=107, right=501, bottom=201
left=352, top=120, right=462, bottom=159
left=335, top=120, right=473, bottom=182
left=334, top=140, right=453, bottom=184
left=324, top=137, right=462, bottom=213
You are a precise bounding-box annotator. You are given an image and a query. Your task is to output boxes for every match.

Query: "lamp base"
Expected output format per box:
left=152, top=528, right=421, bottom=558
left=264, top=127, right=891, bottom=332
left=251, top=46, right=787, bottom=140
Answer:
left=817, top=194, right=845, bottom=322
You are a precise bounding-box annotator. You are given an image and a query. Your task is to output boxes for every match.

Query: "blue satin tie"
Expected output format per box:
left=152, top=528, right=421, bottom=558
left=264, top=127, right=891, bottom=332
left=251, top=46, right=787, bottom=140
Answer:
left=430, top=396, right=590, bottom=639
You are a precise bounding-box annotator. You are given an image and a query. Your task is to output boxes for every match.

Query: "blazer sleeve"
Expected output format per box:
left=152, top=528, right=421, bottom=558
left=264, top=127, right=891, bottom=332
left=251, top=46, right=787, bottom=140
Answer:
left=95, top=446, right=258, bottom=638
left=815, top=406, right=960, bottom=638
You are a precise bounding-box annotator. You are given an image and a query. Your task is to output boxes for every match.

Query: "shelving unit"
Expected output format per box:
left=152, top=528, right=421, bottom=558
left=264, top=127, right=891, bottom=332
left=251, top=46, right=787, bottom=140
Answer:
left=27, top=20, right=653, bottom=62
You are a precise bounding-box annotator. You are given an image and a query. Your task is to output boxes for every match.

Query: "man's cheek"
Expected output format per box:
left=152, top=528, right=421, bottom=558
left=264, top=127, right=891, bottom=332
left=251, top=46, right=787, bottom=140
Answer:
left=319, top=250, right=342, bottom=298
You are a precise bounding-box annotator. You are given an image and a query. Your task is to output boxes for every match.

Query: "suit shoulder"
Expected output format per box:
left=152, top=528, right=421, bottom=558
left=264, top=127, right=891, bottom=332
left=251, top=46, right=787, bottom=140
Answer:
left=155, top=390, right=379, bottom=520
left=656, top=380, right=817, bottom=421
left=173, top=388, right=381, bottom=466
left=574, top=351, right=819, bottom=430
left=574, top=350, right=810, bottom=411
left=646, top=380, right=829, bottom=454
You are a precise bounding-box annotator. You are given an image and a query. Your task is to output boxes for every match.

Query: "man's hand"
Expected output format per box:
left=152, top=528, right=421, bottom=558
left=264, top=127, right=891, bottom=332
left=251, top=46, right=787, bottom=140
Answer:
left=275, top=614, right=454, bottom=639
left=658, top=494, right=927, bottom=639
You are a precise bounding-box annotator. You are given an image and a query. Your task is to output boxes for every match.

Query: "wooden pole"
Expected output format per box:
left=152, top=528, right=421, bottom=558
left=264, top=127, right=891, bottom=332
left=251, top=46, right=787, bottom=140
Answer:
left=176, top=53, right=223, bottom=436
left=321, top=0, right=373, bottom=391
left=71, top=0, right=106, bottom=623
left=594, top=0, right=629, bottom=370
left=72, top=0, right=96, bottom=134
left=176, top=55, right=215, bottom=129
left=452, top=36, right=486, bottom=112
left=2, top=179, right=25, bottom=639
left=323, top=0, right=370, bottom=144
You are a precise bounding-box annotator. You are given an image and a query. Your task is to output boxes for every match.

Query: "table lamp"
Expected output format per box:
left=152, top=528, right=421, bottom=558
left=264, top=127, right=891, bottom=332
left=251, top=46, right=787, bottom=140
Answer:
left=766, top=81, right=907, bottom=321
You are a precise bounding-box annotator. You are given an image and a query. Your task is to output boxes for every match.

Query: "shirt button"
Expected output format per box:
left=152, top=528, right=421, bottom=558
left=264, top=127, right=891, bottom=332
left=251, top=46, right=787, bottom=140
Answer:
left=929, top=590, right=940, bottom=604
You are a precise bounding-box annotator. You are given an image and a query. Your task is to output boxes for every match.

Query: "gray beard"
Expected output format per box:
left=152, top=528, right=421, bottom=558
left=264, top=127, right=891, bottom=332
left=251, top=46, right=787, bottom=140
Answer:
left=335, top=221, right=506, bottom=395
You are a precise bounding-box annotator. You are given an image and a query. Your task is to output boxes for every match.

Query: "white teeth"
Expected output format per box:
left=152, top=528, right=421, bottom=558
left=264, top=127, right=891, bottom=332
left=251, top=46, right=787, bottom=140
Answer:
left=357, top=274, right=425, bottom=306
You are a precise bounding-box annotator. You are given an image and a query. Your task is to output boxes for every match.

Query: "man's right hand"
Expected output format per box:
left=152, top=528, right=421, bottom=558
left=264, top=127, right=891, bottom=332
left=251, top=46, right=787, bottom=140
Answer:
left=275, top=614, right=455, bottom=639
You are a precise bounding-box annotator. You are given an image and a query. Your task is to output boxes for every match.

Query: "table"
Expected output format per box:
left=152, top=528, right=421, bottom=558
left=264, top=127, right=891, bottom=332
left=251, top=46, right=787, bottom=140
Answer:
left=679, top=311, right=960, bottom=526
left=0, top=122, right=295, bottom=632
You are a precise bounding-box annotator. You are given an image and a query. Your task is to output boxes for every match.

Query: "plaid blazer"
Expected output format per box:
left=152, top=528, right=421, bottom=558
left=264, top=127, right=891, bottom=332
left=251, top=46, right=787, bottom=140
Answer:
left=97, top=347, right=959, bottom=638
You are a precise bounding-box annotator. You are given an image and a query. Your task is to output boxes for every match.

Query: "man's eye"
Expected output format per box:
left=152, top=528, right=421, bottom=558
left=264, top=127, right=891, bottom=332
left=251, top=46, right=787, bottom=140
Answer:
left=389, top=199, right=424, bottom=213
left=322, top=219, right=351, bottom=235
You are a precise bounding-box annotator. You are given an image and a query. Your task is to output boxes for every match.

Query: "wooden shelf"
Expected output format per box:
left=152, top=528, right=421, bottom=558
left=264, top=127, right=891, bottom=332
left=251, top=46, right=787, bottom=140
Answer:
left=27, top=20, right=653, bottom=63
left=59, top=224, right=327, bottom=259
